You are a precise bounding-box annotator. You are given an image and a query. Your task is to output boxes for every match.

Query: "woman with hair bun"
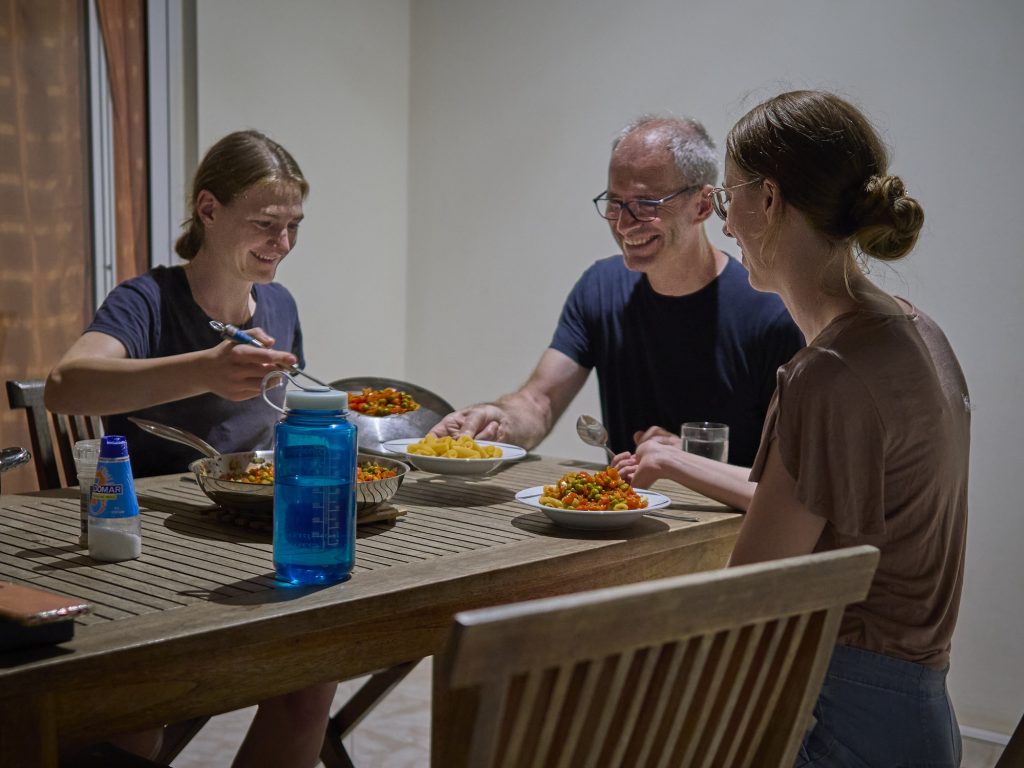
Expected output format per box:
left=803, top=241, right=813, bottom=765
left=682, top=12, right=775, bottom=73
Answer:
left=619, top=91, right=968, bottom=766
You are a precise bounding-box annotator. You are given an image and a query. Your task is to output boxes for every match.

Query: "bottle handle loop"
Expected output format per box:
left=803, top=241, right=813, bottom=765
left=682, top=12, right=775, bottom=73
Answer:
left=261, top=370, right=333, bottom=414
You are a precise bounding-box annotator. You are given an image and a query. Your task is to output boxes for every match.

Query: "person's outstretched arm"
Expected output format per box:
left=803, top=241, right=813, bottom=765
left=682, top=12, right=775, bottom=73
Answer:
left=616, top=434, right=758, bottom=512
left=45, top=329, right=298, bottom=415
left=429, top=348, right=589, bottom=450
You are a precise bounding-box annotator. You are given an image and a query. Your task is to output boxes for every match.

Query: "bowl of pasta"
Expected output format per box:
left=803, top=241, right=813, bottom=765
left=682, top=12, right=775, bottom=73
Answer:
left=381, top=435, right=527, bottom=475
left=330, top=377, right=456, bottom=457
left=513, top=467, right=671, bottom=530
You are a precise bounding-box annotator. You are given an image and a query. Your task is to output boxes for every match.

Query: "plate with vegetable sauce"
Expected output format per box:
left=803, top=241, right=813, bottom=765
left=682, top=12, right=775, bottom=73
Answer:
left=515, top=467, right=670, bottom=530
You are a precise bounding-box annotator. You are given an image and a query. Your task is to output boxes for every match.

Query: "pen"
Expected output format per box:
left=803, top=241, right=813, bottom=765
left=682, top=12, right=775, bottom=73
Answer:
left=209, top=320, right=332, bottom=388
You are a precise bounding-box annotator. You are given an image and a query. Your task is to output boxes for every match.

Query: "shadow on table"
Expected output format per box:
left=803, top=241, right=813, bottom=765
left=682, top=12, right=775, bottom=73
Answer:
left=398, top=474, right=518, bottom=507
left=14, top=543, right=102, bottom=571
left=510, top=511, right=670, bottom=538
left=192, top=575, right=341, bottom=605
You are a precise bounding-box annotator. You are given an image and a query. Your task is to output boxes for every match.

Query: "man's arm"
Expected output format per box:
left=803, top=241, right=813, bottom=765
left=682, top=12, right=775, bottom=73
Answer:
left=429, top=348, right=589, bottom=450
left=45, top=329, right=299, bottom=416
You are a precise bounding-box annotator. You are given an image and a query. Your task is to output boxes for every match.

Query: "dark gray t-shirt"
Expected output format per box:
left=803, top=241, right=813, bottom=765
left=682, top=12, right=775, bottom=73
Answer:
left=88, top=265, right=304, bottom=477
left=550, top=255, right=804, bottom=464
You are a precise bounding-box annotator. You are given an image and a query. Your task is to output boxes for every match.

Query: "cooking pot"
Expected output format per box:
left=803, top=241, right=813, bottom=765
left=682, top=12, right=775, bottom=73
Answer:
left=128, top=417, right=409, bottom=515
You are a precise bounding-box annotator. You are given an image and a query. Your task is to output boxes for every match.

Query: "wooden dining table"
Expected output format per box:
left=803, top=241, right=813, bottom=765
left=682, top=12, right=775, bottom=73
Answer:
left=0, top=453, right=740, bottom=767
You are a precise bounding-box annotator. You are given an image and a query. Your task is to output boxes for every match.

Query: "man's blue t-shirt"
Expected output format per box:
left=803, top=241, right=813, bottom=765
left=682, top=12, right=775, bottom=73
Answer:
left=550, top=255, right=804, bottom=466
left=88, top=265, right=304, bottom=477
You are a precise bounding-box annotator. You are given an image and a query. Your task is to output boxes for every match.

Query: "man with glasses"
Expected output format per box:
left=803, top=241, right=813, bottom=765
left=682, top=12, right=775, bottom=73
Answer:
left=429, top=116, right=803, bottom=466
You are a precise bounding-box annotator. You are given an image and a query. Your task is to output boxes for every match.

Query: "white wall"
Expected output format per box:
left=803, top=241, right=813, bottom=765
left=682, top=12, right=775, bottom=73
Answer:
left=195, top=0, right=410, bottom=383
left=407, top=0, right=1024, bottom=735
left=194, top=0, right=1024, bottom=735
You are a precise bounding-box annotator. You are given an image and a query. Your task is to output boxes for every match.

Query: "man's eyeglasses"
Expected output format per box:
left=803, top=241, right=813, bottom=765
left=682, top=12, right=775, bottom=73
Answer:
left=593, top=185, right=700, bottom=223
left=708, top=178, right=761, bottom=221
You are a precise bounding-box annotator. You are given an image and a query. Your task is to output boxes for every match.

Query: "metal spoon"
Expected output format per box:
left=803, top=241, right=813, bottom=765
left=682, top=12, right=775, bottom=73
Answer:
left=575, top=414, right=616, bottom=464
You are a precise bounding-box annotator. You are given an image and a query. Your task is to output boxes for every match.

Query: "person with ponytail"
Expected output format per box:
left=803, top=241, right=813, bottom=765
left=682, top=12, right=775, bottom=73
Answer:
left=618, top=91, right=968, bottom=766
left=47, top=130, right=306, bottom=479
left=46, top=131, right=337, bottom=767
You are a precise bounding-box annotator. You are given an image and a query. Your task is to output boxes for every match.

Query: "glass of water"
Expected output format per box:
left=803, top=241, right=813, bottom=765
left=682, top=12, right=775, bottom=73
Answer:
left=681, top=422, right=729, bottom=463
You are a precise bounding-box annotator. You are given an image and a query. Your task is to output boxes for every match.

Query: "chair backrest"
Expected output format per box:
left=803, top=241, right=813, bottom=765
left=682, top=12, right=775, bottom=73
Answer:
left=433, top=545, right=879, bottom=768
left=5, top=379, right=103, bottom=490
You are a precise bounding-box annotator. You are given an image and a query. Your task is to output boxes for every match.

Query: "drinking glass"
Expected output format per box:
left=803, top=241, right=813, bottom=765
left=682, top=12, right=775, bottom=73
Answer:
left=73, top=438, right=102, bottom=547
left=681, top=422, right=729, bottom=463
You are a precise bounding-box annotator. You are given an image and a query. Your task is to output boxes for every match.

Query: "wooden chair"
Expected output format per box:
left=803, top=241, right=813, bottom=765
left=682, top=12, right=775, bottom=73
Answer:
left=5, top=379, right=103, bottom=490
left=432, top=545, right=879, bottom=768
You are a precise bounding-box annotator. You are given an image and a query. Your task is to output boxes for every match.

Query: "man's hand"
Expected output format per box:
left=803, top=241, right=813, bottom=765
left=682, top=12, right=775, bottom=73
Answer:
left=429, top=404, right=510, bottom=441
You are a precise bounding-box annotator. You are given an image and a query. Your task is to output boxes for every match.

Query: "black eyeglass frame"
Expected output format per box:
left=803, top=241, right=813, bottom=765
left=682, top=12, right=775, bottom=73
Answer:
left=592, top=184, right=701, bottom=222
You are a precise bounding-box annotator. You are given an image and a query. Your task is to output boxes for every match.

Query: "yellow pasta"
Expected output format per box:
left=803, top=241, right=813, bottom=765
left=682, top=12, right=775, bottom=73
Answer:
left=407, top=434, right=503, bottom=459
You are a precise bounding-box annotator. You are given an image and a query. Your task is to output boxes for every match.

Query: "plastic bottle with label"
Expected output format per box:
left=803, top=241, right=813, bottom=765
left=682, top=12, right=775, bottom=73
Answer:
left=88, top=435, right=142, bottom=562
left=266, top=377, right=357, bottom=585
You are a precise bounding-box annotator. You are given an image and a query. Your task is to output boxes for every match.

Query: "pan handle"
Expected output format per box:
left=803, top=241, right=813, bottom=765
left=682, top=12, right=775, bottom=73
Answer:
left=127, top=417, right=220, bottom=458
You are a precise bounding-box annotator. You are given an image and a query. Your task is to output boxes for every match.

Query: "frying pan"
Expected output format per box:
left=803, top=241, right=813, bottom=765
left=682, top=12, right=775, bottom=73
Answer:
left=128, top=417, right=409, bottom=514
left=329, top=376, right=455, bottom=456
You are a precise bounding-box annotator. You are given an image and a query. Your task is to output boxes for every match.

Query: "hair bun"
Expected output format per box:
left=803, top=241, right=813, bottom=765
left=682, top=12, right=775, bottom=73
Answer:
left=853, top=174, right=925, bottom=261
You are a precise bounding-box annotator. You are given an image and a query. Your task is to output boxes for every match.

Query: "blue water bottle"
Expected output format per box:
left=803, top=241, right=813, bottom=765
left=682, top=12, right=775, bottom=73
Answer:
left=263, top=374, right=357, bottom=585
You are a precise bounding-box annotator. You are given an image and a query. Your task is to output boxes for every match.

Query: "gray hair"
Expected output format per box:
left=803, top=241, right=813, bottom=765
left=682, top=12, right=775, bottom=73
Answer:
left=612, top=114, right=719, bottom=187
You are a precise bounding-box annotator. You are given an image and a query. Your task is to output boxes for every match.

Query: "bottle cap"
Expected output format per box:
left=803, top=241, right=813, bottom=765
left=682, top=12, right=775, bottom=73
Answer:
left=99, top=435, right=129, bottom=459
left=285, top=387, right=348, bottom=411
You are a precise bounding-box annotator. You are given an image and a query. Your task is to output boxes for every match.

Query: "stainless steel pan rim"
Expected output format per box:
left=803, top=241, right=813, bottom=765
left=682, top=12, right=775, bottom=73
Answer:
left=330, top=376, right=455, bottom=457
left=187, top=452, right=411, bottom=515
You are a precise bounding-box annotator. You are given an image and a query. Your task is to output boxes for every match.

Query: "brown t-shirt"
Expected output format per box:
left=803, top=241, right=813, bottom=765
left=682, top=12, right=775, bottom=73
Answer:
left=750, top=302, right=970, bottom=669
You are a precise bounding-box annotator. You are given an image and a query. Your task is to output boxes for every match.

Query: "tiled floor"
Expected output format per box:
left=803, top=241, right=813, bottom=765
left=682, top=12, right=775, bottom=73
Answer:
left=174, top=658, right=1006, bottom=766
left=174, top=659, right=432, bottom=767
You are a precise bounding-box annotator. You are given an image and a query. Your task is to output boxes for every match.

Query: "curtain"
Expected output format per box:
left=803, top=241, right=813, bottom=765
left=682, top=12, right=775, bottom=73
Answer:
left=0, top=0, right=91, bottom=493
left=96, top=0, right=148, bottom=281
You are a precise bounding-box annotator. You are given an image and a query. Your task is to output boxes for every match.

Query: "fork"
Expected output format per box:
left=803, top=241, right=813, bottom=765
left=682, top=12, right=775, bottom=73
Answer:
left=645, top=510, right=699, bottom=523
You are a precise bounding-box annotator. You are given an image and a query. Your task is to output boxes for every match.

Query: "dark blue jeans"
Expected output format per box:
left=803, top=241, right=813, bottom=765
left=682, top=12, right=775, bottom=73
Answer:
left=795, top=645, right=962, bottom=767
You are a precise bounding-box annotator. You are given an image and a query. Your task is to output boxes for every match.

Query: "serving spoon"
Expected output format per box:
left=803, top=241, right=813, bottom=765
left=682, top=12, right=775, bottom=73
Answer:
left=575, top=414, right=616, bottom=464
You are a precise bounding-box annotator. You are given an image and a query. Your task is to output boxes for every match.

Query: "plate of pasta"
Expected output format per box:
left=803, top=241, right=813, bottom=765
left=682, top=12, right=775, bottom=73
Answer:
left=514, top=467, right=671, bottom=530
left=381, top=435, right=526, bottom=475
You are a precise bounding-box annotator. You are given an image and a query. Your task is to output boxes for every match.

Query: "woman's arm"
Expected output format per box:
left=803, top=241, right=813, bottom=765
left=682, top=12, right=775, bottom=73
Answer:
left=727, top=441, right=825, bottom=566
left=45, top=330, right=299, bottom=415
left=617, top=437, right=758, bottom=511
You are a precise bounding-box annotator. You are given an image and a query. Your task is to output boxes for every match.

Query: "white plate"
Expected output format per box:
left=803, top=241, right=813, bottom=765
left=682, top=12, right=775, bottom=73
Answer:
left=514, top=486, right=672, bottom=531
left=381, top=438, right=527, bottom=475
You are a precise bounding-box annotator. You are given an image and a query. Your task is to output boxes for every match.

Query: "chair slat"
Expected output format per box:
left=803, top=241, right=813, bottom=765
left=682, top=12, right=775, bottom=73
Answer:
left=698, top=622, right=766, bottom=768
left=532, top=663, right=573, bottom=764
left=654, top=634, right=714, bottom=768
left=553, top=661, right=602, bottom=768
left=721, top=618, right=789, bottom=767
left=5, top=378, right=104, bottom=489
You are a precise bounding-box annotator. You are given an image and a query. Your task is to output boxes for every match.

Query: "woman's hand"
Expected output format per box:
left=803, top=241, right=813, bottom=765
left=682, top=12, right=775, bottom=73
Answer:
left=629, top=439, right=686, bottom=489
left=202, top=329, right=298, bottom=401
left=633, top=426, right=682, bottom=450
